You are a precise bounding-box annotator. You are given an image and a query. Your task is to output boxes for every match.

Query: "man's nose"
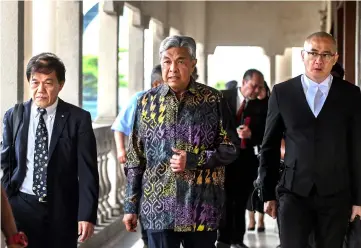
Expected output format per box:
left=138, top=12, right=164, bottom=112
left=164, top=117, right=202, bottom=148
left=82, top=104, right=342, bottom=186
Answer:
left=315, top=55, right=324, bottom=63
left=170, top=62, right=178, bottom=72
left=38, top=83, right=45, bottom=92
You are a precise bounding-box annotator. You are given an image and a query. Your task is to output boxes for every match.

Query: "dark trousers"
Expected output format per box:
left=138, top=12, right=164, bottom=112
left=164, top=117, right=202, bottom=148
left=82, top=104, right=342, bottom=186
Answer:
left=277, top=186, right=350, bottom=248
left=9, top=192, right=50, bottom=248
left=147, top=230, right=217, bottom=248
left=139, top=217, right=148, bottom=244
left=218, top=160, right=257, bottom=245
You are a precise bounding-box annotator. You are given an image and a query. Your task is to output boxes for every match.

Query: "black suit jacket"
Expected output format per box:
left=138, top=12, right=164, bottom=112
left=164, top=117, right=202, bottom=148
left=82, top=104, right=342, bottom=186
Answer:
left=1, top=99, right=99, bottom=245
left=222, top=89, right=268, bottom=179
left=259, top=75, right=361, bottom=204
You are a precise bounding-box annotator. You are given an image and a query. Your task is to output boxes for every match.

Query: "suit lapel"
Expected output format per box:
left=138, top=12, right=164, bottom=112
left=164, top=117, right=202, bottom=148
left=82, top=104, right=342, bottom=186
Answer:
left=18, top=100, right=32, bottom=170
left=48, top=99, right=69, bottom=160
left=317, top=77, right=340, bottom=118
left=229, top=89, right=238, bottom=115
left=292, top=76, right=316, bottom=119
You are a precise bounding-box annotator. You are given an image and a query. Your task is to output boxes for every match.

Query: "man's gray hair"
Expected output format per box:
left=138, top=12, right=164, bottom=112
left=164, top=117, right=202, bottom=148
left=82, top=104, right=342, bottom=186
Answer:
left=159, top=35, right=197, bottom=60
left=304, top=31, right=337, bottom=52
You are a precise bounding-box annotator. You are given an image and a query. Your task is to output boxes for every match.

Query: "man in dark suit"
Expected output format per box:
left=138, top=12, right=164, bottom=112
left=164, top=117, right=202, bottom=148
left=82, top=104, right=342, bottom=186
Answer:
left=259, top=31, right=361, bottom=248
left=217, top=69, right=268, bottom=248
left=1, top=53, right=99, bottom=248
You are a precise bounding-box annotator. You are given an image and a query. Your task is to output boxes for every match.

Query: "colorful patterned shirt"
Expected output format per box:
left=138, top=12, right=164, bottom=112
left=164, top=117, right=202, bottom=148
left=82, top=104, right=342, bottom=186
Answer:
left=124, top=80, right=240, bottom=232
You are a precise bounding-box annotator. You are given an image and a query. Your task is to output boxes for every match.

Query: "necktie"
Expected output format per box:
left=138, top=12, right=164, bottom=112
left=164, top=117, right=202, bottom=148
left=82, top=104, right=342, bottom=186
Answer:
left=314, top=88, right=324, bottom=116
left=33, top=108, right=48, bottom=201
left=236, top=99, right=250, bottom=149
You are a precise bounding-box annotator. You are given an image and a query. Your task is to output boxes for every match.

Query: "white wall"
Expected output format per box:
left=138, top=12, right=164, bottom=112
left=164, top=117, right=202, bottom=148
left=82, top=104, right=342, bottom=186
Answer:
left=205, top=1, right=323, bottom=56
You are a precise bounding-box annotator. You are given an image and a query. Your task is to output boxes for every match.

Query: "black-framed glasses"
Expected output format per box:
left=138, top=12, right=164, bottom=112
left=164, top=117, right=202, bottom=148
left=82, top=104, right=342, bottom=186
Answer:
left=303, top=50, right=336, bottom=61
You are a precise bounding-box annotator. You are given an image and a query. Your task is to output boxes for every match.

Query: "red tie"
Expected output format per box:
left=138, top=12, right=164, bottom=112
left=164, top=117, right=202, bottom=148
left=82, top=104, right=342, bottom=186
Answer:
left=236, top=100, right=251, bottom=149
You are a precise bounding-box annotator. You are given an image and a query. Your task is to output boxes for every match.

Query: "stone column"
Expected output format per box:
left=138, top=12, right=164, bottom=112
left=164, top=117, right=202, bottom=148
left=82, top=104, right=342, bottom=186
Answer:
left=268, top=54, right=276, bottom=87
left=356, top=1, right=361, bottom=86
left=23, top=1, right=32, bottom=101
left=56, top=1, right=83, bottom=106
left=128, top=10, right=146, bottom=96
left=32, top=0, right=56, bottom=54
left=150, top=19, right=164, bottom=68
left=96, top=0, right=120, bottom=123
left=0, top=1, right=24, bottom=124
left=169, top=27, right=181, bottom=36
left=275, top=48, right=292, bottom=85
left=343, top=1, right=356, bottom=84
left=196, top=42, right=205, bottom=84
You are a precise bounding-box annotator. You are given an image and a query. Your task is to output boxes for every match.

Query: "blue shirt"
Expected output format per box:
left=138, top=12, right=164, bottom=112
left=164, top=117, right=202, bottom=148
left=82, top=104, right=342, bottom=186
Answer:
left=111, top=91, right=145, bottom=136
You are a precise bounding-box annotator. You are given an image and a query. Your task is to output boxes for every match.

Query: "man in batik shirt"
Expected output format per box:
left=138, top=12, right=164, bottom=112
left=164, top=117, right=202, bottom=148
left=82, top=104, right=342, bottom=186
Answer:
left=122, top=35, right=240, bottom=248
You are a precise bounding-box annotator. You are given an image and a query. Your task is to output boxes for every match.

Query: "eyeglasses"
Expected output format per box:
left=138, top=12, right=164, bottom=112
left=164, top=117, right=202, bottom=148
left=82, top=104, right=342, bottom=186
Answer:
left=303, top=50, right=336, bottom=62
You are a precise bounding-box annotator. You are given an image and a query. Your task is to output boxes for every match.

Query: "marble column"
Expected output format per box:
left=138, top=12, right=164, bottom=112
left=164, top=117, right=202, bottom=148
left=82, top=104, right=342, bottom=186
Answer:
left=32, top=0, right=56, bottom=54
left=96, top=0, right=120, bottom=123
left=128, top=10, right=145, bottom=96
left=0, top=1, right=24, bottom=125
left=275, top=48, right=292, bottom=85
left=56, top=1, right=83, bottom=106
left=150, top=19, right=164, bottom=68
left=196, top=42, right=205, bottom=84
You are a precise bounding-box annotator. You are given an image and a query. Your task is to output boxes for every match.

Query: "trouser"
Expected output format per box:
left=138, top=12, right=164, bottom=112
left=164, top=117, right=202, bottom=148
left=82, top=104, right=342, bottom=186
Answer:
left=277, top=186, right=350, bottom=248
left=147, top=229, right=217, bottom=248
left=9, top=192, right=77, bottom=248
left=218, top=160, right=257, bottom=245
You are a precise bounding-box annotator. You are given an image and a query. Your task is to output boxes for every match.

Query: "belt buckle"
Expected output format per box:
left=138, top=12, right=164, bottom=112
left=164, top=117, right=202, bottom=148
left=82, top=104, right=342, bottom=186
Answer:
left=38, top=197, right=47, bottom=203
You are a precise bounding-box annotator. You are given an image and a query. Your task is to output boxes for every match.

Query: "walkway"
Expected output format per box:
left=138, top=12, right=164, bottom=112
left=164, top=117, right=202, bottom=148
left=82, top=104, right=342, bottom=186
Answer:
left=100, top=215, right=280, bottom=248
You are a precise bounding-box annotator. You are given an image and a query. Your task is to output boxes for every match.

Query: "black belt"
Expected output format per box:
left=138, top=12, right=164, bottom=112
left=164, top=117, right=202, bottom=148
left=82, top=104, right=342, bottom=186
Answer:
left=18, top=191, right=47, bottom=203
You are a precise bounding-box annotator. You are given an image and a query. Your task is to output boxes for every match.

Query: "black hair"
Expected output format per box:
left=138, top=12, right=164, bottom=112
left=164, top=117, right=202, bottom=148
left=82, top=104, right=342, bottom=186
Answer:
left=26, top=52, right=66, bottom=83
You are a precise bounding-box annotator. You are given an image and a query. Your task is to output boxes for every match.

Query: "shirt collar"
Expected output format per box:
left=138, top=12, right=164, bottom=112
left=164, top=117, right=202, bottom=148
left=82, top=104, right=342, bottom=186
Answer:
left=159, top=78, right=197, bottom=97
left=303, top=74, right=332, bottom=95
left=32, top=98, right=59, bottom=117
left=237, top=88, right=245, bottom=102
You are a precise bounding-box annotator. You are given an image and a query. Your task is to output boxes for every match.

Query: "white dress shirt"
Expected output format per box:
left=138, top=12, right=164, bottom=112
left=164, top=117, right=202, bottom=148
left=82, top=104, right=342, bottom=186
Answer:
left=301, top=74, right=332, bottom=117
left=20, top=99, right=58, bottom=195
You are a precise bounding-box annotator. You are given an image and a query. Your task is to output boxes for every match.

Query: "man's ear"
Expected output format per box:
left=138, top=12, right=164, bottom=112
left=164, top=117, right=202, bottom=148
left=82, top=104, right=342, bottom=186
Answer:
left=301, top=50, right=305, bottom=62
left=192, top=59, right=197, bottom=69
left=59, top=81, right=65, bottom=91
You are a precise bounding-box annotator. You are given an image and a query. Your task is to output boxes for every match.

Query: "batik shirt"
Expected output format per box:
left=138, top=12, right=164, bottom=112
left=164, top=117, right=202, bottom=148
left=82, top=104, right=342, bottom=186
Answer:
left=124, top=80, right=239, bottom=232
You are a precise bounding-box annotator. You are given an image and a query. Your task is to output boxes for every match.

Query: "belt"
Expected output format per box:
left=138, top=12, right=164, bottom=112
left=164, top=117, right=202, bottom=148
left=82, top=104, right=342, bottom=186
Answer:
left=18, top=191, right=47, bottom=203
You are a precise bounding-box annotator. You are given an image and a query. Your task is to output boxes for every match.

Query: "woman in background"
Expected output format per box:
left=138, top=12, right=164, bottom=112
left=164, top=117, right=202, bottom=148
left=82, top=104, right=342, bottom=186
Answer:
left=246, top=81, right=270, bottom=232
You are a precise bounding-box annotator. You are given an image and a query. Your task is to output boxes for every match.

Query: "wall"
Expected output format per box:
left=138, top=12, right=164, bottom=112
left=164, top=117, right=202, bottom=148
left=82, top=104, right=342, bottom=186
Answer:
left=205, top=1, right=323, bottom=55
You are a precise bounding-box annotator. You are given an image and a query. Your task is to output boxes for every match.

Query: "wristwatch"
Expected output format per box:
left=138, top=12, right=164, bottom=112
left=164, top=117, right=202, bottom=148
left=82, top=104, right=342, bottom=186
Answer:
left=6, top=232, right=28, bottom=247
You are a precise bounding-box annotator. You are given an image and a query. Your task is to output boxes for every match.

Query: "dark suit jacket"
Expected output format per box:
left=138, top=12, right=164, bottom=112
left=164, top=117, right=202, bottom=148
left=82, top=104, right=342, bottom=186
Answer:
left=222, top=89, right=268, bottom=183
left=1, top=98, right=99, bottom=246
left=259, top=75, right=361, bottom=204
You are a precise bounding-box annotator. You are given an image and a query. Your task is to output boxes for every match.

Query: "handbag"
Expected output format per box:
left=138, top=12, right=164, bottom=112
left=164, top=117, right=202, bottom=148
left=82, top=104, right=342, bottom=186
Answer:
left=343, top=215, right=361, bottom=248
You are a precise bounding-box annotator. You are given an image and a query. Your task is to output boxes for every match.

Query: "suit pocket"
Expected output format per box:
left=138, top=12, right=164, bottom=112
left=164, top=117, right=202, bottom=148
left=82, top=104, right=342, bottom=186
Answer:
left=279, top=160, right=296, bottom=190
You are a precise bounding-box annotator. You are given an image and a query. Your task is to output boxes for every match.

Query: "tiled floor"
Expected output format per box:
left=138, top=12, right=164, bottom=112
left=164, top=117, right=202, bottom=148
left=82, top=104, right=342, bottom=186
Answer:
left=102, top=215, right=280, bottom=248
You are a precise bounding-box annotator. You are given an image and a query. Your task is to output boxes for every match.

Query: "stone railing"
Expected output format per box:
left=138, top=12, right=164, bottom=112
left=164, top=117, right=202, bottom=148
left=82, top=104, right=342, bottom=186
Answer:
left=80, top=124, right=127, bottom=247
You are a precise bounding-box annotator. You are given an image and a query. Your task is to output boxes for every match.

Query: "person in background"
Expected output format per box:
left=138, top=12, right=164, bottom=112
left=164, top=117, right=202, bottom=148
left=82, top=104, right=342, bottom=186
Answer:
left=1, top=185, right=28, bottom=248
left=226, top=80, right=238, bottom=90
left=217, top=69, right=268, bottom=248
left=112, top=65, right=163, bottom=164
left=331, top=62, right=344, bottom=79
left=112, top=64, right=163, bottom=248
left=246, top=80, right=271, bottom=233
